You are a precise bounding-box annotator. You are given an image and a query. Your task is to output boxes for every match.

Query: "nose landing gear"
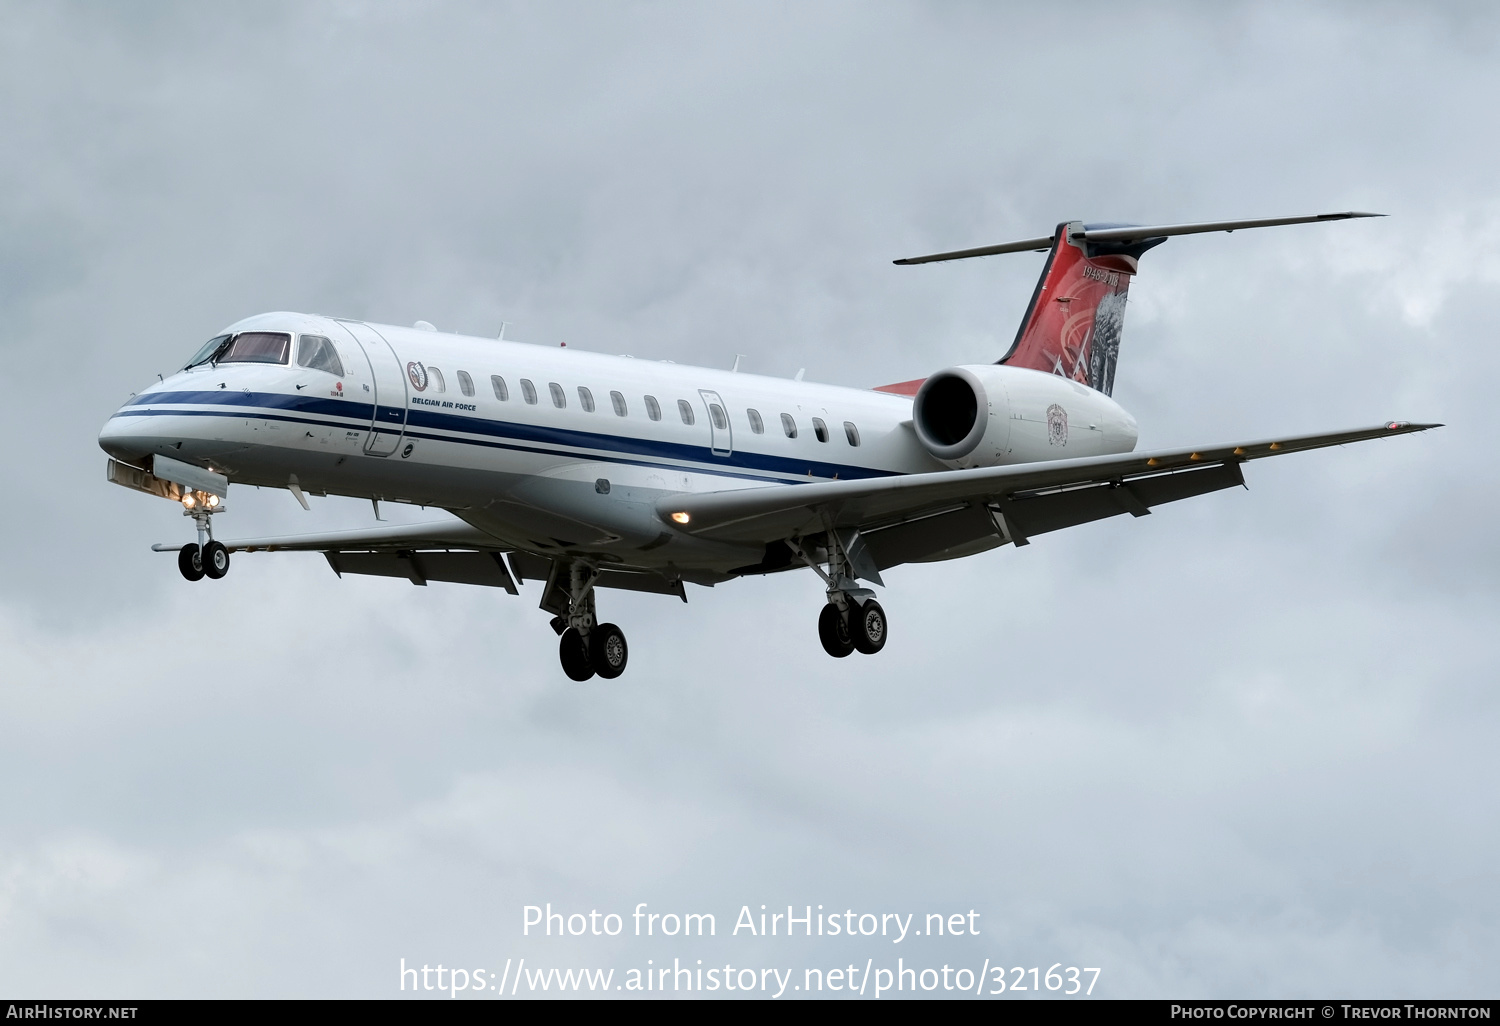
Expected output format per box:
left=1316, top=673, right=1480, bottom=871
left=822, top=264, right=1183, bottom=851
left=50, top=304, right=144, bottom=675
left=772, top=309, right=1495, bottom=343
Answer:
left=176, top=493, right=230, bottom=582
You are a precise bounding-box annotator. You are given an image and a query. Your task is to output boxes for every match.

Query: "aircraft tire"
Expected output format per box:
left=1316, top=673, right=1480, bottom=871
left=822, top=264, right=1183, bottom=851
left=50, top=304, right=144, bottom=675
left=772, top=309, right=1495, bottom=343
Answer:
left=202, top=541, right=230, bottom=580
left=559, top=628, right=596, bottom=681
left=177, top=544, right=205, bottom=582
left=850, top=599, right=887, bottom=655
left=818, top=602, right=855, bottom=658
left=590, top=623, right=628, bottom=679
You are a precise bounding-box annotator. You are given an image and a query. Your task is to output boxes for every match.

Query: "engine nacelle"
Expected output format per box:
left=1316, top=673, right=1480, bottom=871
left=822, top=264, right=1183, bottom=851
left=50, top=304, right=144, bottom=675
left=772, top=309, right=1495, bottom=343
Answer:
left=912, top=365, right=1138, bottom=469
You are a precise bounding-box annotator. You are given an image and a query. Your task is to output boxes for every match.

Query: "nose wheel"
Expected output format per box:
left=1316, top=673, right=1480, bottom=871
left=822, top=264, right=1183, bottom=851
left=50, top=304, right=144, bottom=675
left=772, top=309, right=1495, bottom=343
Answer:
left=176, top=495, right=230, bottom=582
left=178, top=544, right=205, bottom=582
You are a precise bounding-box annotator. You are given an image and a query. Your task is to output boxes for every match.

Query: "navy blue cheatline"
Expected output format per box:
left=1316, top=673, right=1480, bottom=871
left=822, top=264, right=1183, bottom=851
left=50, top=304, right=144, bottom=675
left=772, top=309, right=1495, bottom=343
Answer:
left=113, top=390, right=898, bottom=485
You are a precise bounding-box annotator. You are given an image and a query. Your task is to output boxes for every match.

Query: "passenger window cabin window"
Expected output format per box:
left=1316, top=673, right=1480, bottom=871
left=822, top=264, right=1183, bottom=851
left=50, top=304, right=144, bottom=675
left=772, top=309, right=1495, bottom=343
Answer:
left=219, top=332, right=291, bottom=366
left=610, top=391, right=628, bottom=416
left=709, top=404, right=728, bottom=430
left=677, top=400, right=696, bottom=426
left=491, top=375, right=509, bottom=401
left=521, top=379, right=538, bottom=404
left=781, top=413, right=798, bottom=439
left=812, top=417, right=828, bottom=443
left=578, top=386, right=595, bottom=412
left=296, top=334, right=344, bottom=376
left=429, top=367, right=447, bottom=393
left=844, top=421, right=860, bottom=446
left=747, top=409, right=764, bottom=434
left=645, top=395, right=661, bottom=421
left=549, top=382, right=566, bottom=408
left=457, top=370, right=474, bottom=397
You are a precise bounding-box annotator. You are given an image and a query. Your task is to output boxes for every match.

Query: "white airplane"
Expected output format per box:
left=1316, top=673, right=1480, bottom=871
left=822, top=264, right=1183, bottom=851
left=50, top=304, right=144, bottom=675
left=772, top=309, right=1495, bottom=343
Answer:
left=99, top=213, right=1435, bottom=680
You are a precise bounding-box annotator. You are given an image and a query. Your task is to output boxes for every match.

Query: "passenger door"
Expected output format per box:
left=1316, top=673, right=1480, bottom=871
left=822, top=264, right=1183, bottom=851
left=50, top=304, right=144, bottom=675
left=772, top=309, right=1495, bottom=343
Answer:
left=337, top=320, right=408, bottom=456
left=699, top=389, right=732, bottom=456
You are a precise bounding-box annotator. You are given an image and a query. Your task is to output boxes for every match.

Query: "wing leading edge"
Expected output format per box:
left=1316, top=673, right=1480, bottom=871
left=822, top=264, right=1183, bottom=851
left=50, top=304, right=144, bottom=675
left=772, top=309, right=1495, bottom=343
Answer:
left=657, top=422, right=1440, bottom=563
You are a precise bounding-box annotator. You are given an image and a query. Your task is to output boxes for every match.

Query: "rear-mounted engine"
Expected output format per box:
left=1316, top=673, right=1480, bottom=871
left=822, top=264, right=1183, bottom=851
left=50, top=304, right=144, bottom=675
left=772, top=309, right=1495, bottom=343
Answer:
left=912, top=365, right=1137, bottom=468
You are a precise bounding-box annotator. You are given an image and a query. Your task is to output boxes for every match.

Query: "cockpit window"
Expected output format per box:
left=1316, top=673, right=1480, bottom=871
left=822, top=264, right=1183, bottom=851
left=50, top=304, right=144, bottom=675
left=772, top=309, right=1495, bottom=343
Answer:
left=218, top=332, right=292, bottom=365
left=296, top=335, right=344, bottom=376
left=184, top=335, right=231, bottom=369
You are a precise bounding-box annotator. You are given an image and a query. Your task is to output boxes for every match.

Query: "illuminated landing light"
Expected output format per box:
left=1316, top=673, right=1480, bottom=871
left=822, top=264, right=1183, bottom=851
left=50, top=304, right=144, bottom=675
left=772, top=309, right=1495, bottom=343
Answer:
left=670, top=512, right=691, bottom=525
left=181, top=493, right=197, bottom=509
left=207, top=494, right=220, bottom=508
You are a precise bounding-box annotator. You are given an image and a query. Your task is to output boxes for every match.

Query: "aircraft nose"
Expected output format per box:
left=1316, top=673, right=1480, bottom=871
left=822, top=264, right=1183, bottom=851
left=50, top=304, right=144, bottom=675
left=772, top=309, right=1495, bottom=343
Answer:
left=98, top=403, right=159, bottom=464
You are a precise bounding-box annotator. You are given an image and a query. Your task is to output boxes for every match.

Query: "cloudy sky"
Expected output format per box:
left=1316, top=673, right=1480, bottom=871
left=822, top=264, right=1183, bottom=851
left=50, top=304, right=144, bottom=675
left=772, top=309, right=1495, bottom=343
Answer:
left=1, top=0, right=1496, bottom=999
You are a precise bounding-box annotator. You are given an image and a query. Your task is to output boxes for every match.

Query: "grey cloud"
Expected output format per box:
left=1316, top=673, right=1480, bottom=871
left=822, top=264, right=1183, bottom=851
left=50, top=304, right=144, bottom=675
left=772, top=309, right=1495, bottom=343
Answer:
left=0, top=0, right=1496, bottom=998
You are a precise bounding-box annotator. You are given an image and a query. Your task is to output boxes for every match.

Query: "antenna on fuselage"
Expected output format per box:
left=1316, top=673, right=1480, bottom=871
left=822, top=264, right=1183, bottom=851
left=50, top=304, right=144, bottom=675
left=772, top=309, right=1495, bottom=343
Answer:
left=498, top=321, right=508, bottom=340
left=794, top=368, right=806, bottom=381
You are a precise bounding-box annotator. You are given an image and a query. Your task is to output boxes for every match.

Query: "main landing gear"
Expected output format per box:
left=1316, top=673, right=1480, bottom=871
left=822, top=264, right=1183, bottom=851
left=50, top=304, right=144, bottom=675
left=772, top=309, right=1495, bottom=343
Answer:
left=791, top=532, right=889, bottom=660
left=817, top=595, right=887, bottom=658
left=549, top=562, right=629, bottom=682
left=176, top=492, right=230, bottom=583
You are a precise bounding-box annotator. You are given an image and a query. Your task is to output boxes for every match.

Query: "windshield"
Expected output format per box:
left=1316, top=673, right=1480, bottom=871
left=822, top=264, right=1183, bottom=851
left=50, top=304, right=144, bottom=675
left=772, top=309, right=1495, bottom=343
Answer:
left=219, top=332, right=291, bottom=365
left=184, top=335, right=231, bottom=369
left=183, top=331, right=292, bottom=369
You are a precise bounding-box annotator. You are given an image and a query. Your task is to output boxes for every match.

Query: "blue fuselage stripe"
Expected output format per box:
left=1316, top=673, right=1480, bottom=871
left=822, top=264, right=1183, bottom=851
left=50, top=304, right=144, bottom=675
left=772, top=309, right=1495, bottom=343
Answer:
left=114, top=391, right=899, bottom=483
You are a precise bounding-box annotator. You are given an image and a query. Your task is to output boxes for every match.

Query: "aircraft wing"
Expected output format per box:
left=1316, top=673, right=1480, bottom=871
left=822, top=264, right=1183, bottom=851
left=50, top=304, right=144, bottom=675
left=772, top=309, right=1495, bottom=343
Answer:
left=150, top=519, right=492, bottom=554
left=151, top=519, right=522, bottom=591
left=657, top=422, right=1439, bottom=567
left=150, top=518, right=687, bottom=599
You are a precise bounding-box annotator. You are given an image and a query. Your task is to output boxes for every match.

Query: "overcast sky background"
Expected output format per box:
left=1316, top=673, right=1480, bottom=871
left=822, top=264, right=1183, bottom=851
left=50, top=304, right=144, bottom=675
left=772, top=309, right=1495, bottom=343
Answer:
left=1, top=0, right=1496, bottom=999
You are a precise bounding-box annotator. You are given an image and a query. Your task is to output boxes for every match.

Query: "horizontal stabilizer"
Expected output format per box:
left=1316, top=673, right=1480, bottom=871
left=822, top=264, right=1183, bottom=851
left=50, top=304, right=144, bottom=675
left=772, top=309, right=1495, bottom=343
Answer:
left=893, top=211, right=1384, bottom=265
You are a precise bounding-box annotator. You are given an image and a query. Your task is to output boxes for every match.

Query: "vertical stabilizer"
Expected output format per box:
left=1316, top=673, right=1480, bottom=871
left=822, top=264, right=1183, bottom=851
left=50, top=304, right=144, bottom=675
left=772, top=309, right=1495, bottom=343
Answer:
left=997, top=222, right=1164, bottom=397
left=890, top=212, right=1382, bottom=398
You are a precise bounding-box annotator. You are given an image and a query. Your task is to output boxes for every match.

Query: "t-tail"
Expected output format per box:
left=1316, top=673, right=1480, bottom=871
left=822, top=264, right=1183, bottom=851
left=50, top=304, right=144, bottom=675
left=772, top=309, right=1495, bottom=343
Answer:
left=889, top=212, right=1384, bottom=397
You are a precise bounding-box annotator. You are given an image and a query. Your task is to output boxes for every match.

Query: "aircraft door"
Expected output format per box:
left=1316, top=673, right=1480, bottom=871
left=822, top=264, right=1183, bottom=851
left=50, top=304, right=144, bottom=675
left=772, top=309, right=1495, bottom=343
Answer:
left=699, top=389, right=732, bottom=456
left=337, top=320, right=408, bottom=456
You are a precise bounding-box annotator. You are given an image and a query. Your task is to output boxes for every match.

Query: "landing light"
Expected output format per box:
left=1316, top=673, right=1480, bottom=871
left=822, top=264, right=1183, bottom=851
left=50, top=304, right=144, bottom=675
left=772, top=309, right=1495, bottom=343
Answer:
left=670, top=512, right=691, bottom=525
left=207, top=494, right=220, bottom=508
left=181, top=494, right=197, bottom=509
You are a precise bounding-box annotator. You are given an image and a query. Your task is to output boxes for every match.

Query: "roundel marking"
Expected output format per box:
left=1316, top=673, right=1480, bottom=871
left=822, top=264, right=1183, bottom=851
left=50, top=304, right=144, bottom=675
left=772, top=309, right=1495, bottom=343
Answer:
left=406, top=361, right=428, bottom=392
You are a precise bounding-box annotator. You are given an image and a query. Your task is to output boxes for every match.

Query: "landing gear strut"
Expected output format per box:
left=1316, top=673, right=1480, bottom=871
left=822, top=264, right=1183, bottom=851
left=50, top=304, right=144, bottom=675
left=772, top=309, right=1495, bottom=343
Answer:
left=177, top=493, right=229, bottom=583
left=549, top=562, right=629, bottom=681
left=792, top=532, right=889, bottom=659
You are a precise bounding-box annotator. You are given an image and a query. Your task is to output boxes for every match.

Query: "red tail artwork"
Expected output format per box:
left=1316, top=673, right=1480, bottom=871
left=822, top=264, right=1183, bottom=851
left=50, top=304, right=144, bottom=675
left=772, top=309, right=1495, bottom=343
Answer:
left=997, top=223, right=1161, bottom=397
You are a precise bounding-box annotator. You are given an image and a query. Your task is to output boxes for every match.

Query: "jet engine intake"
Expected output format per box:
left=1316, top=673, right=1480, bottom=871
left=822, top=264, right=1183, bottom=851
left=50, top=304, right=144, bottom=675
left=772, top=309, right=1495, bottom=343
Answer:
left=912, top=366, right=1012, bottom=468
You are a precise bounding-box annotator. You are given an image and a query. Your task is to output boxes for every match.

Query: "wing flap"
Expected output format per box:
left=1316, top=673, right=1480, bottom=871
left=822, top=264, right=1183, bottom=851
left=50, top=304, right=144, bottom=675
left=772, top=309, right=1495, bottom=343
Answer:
left=325, top=550, right=519, bottom=593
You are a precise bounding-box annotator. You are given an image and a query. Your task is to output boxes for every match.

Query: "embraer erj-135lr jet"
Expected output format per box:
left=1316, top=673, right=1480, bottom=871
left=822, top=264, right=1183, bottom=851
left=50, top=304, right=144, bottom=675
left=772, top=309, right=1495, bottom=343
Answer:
left=99, top=212, right=1436, bottom=681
